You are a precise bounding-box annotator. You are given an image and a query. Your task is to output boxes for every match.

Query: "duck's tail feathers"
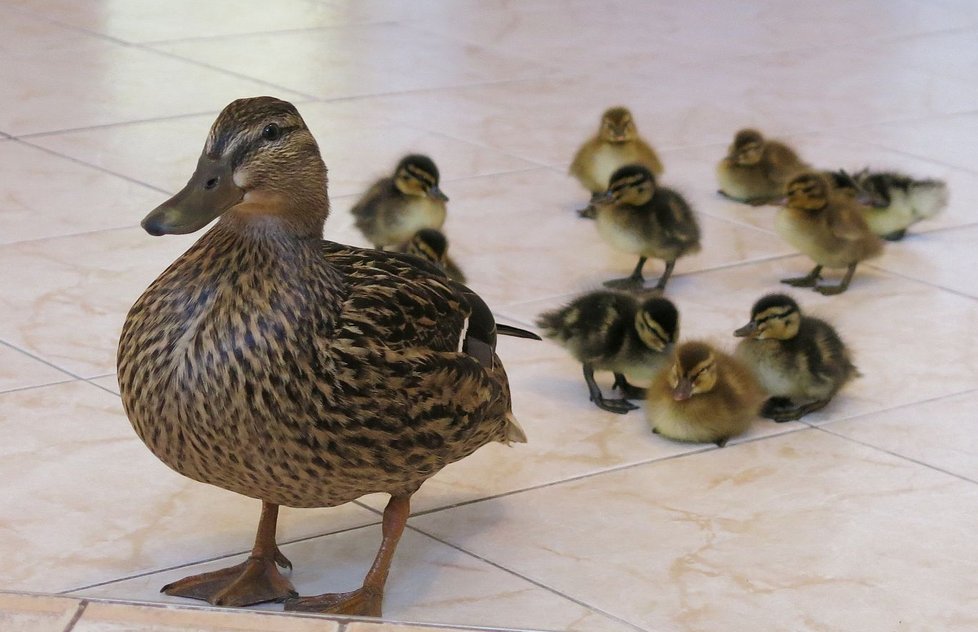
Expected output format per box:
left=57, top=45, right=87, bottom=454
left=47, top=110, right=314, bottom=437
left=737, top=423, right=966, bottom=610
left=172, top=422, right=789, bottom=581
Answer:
left=908, top=179, right=948, bottom=222
left=503, top=412, right=528, bottom=444
left=497, top=323, right=542, bottom=341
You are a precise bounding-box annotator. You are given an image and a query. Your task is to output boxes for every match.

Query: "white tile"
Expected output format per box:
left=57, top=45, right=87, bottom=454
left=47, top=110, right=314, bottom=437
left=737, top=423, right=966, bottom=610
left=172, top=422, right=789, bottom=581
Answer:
left=0, top=344, right=72, bottom=393
left=0, top=592, right=81, bottom=632
left=412, top=430, right=978, bottom=631
left=73, top=600, right=340, bottom=632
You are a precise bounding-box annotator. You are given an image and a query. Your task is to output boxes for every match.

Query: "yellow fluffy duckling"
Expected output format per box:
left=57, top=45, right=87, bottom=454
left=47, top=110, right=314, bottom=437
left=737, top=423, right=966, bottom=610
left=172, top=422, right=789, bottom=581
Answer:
left=570, top=106, right=664, bottom=211
left=592, top=165, right=701, bottom=292
left=827, top=169, right=948, bottom=241
left=646, top=341, right=764, bottom=447
left=716, top=128, right=809, bottom=205
left=351, top=153, right=449, bottom=249
left=399, top=228, right=467, bottom=283
left=734, top=293, right=858, bottom=422
left=119, top=97, right=537, bottom=618
left=776, top=172, right=883, bottom=295
left=537, top=291, right=679, bottom=414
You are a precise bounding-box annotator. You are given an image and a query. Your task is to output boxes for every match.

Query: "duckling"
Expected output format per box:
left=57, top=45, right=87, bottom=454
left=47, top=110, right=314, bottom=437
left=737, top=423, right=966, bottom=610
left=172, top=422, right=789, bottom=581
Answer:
left=351, top=153, right=449, bottom=249
left=592, top=165, right=701, bottom=292
left=716, top=129, right=809, bottom=205
left=399, top=228, right=467, bottom=283
left=119, top=97, right=539, bottom=618
left=826, top=169, right=948, bottom=241
left=570, top=106, right=663, bottom=215
left=646, top=341, right=764, bottom=447
left=777, top=172, right=883, bottom=295
left=537, top=291, right=679, bottom=414
left=734, top=293, right=857, bottom=422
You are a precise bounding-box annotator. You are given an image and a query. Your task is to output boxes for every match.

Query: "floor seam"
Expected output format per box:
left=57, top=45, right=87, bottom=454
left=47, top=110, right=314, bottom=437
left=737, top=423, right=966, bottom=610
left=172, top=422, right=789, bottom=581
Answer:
left=62, top=599, right=88, bottom=631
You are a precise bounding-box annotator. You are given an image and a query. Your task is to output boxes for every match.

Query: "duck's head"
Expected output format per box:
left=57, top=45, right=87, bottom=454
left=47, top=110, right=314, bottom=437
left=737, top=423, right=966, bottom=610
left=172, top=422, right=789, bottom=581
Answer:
left=599, top=106, right=638, bottom=143
left=667, top=342, right=717, bottom=401
left=785, top=172, right=830, bottom=212
left=392, top=154, right=448, bottom=201
left=596, top=164, right=656, bottom=206
left=141, top=96, right=328, bottom=238
left=406, top=228, right=449, bottom=265
left=729, top=128, right=766, bottom=166
left=634, top=296, right=679, bottom=352
left=734, top=293, right=801, bottom=340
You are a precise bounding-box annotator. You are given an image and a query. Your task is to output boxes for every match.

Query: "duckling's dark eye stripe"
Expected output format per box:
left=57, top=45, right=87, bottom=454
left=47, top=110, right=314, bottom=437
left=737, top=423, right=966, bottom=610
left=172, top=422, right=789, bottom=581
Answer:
left=405, top=165, right=436, bottom=187
left=754, top=307, right=796, bottom=324
left=611, top=175, right=646, bottom=192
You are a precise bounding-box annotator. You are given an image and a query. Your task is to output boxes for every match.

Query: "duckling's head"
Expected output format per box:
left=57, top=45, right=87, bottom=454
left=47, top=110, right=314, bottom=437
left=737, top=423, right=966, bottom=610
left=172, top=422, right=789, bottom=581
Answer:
left=406, top=228, right=448, bottom=265
left=668, top=342, right=718, bottom=401
left=393, top=154, right=449, bottom=201
left=599, top=106, right=638, bottom=143
left=600, top=164, right=656, bottom=205
left=785, top=172, right=831, bottom=211
left=142, top=96, right=328, bottom=238
left=734, top=293, right=801, bottom=340
left=634, top=297, right=679, bottom=352
left=729, top=128, right=766, bottom=166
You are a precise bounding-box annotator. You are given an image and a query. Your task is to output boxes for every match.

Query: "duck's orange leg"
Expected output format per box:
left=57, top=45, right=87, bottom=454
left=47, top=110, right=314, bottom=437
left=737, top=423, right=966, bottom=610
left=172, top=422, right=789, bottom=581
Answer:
left=162, top=502, right=296, bottom=607
left=285, top=494, right=411, bottom=618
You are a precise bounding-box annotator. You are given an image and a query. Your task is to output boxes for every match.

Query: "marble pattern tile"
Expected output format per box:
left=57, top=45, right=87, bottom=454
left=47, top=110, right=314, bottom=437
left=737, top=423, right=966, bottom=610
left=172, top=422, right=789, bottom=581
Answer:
left=2, top=0, right=977, bottom=630
left=75, top=528, right=635, bottom=632
left=0, top=592, right=82, bottom=632
left=411, top=430, right=978, bottom=631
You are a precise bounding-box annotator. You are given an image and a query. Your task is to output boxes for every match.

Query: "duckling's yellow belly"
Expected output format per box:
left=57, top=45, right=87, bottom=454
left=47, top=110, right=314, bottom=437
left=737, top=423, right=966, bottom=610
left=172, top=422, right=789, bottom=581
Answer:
left=596, top=209, right=649, bottom=256
left=775, top=209, right=852, bottom=268
left=379, top=198, right=446, bottom=247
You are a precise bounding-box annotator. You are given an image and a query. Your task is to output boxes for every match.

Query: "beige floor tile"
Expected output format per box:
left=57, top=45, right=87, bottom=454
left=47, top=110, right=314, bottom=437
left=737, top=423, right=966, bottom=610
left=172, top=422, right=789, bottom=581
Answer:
left=73, top=600, right=339, bottom=631
left=0, top=592, right=82, bottom=632
left=87, top=375, right=120, bottom=395
left=411, top=430, right=978, bottom=631
left=868, top=224, right=978, bottom=298
left=843, top=112, right=978, bottom=177
left=152, top=25, right=553, bottom=102
left=825, top=390, right=978, bottom=482
left=346, top=623, right=521, bottom=632
left=0, top=344, right=72, bottom=392
left=75, top=529, right=634, bottom=632
left=0, top=381, right=379, bottom=594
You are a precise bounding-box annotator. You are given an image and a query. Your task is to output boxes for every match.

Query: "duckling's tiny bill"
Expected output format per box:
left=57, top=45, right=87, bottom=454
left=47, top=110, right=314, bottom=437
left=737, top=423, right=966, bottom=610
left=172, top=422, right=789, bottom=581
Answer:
left=141, top=152, right=243, bottom=236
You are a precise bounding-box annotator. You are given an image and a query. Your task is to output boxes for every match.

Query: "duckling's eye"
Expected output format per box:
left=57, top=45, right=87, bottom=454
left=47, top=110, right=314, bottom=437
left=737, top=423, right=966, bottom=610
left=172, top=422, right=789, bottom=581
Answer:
left=261, top=123, right=282, bottom=142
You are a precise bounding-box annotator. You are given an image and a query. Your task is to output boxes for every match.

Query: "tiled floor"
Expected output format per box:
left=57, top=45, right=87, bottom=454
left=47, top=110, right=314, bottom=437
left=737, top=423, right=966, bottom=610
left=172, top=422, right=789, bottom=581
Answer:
left=2, top=1, right=977, bottom=631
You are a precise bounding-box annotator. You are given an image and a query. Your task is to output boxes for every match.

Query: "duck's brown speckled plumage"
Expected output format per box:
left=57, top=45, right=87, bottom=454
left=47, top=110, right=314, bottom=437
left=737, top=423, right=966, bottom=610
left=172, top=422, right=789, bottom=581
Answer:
left=118, top=225, right=514, bottom=508
left=116, top=98, right=527, bottom=615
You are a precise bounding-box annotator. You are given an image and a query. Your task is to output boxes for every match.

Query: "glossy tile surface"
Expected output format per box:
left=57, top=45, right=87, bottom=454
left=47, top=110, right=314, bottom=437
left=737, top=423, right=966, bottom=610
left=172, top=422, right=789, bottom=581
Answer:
left=1, top=1, right=976, bottom=631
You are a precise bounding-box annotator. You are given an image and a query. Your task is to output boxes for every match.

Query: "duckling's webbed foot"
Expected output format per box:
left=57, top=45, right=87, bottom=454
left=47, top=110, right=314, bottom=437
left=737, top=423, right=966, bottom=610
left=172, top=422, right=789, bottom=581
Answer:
left=781, top=264, right=823, bottom=288
left=285, top=494, right=411, bottom=618
left=604, top=256, right=647, bottom=290
left=613, top=373, right=647, bottom=399
left=882, top=229, right=907, bottom=241
left=584, top=364, right=638, bottom=414
left=762, top=396, right=832, bottom=422
left=815, top=263, right=856, bottom=296
left=162, top=503, right=296, bottom=607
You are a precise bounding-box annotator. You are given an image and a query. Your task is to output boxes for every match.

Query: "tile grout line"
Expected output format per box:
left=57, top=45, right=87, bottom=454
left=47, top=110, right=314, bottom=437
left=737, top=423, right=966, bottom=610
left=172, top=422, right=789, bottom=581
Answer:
left=403, top=524, right=648, bottom=632
left=0, top=340, right=84, bottom=383
left=62, top=599, right=88, bottom=632
left=864, top=262, right=978, bottom=303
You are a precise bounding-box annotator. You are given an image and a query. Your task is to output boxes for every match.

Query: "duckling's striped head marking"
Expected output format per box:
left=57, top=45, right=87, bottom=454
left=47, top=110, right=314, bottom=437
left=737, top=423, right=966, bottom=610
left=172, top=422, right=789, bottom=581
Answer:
left=786, top=172, right=830, bottom=211
left=600, top=106, right=638, bottom=143
left=406, top=228, right=449, bottom=265
left=730, top=128, right=765, bottom=166
left=606, top=164, right=656, bottom=205
left=394, top=154, right=448, bottom=201
left=736, top=293, right=801, bottom=340
left=669, top=342, right=718, bottom=400
left=635, top=297, right=679, bottom=352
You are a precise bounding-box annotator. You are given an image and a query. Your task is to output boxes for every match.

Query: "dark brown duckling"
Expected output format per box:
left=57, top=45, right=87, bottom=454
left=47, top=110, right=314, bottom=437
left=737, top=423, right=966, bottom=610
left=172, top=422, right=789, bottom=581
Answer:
left=537, top=291, right=679, bottom=414
left=592, top=165, right=701, bottom=292
left=398, top=227, right=466, bottom=283
left=351, top=153, right=449, bottom=249
left=734, top=293, right=858, bottom=422
left=716, top=128, right=808, bottom=205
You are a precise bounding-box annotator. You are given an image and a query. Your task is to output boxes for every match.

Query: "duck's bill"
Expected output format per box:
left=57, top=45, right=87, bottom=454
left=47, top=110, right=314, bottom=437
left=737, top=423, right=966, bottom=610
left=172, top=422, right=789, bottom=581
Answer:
left=141, top=153, right=243, bottom=236
left=672, top=379, right=692, bottom=402
left=733, top=322, right=757, bottom=338
left=427, top=185, right=449, bottom=202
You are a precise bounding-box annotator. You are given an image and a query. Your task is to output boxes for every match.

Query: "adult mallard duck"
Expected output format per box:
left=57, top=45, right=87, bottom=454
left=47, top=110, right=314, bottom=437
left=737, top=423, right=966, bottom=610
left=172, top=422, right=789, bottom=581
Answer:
left=117, top=96, right=534, bottom=618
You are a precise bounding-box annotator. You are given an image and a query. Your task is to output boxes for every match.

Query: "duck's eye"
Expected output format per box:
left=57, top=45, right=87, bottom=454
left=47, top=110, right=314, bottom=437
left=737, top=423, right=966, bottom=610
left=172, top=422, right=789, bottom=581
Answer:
left=261, top=123, right=282, bottom=141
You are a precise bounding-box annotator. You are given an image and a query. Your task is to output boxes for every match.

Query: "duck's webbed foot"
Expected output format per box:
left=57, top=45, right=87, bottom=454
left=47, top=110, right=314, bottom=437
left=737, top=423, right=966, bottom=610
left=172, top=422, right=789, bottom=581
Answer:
left=781, top=264, right=823, bottom=288
left=585, top=364, right=638, bottom=414
left=613, top=373, right=647, bottom=400
left=605, top=257, right=648, bottom=290
left=286, top=586, right=382, bottom=617
left=815, top=263, right=856, bottom=296
left=162, top=552, right=296, bottom=607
